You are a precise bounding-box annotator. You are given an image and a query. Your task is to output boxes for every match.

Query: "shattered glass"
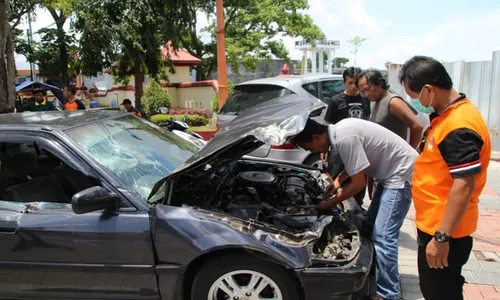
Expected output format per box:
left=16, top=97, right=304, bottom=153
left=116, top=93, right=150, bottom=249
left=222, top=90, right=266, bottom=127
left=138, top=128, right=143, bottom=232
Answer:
left=65, top=116, right=198, bottom=200
left=0, top=200, right=70, bottom=213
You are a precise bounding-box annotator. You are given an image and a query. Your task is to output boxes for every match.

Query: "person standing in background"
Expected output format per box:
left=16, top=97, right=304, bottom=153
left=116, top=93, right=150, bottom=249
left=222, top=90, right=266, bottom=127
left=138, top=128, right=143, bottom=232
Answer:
left=23, top=90, right=56, bottom=112
left=63, top=85, right=86, bottom=111
left=324, top=67, right=371, bottom=124
left=357, top=69, right=424, bottom=201
left=399, top=56, right=491, bottom=300
left=357, top=69, right=423, bottom=148
left=121, top=99, right=142, bottom=117
left=323, top=66, right=371, bottom=208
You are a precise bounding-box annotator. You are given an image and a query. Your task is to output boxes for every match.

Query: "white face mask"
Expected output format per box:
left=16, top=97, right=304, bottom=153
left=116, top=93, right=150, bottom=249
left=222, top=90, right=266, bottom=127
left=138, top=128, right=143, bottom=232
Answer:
left=410, top=86, right=435, bottom=114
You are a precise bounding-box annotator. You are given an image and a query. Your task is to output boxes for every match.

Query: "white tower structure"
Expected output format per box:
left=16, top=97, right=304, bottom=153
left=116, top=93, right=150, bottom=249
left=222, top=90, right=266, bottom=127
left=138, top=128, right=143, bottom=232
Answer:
left=295, top=38, right=340, bottom=75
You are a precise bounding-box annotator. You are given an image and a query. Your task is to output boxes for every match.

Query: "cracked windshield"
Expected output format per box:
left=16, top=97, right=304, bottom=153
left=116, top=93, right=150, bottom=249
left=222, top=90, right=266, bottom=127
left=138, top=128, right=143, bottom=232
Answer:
left=65, top=115, right=197, bottom=199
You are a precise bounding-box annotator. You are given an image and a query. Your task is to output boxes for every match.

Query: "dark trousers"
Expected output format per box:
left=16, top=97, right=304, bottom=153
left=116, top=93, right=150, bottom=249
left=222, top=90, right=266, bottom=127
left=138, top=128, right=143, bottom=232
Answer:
left=417, top=229, right=473, bottom=300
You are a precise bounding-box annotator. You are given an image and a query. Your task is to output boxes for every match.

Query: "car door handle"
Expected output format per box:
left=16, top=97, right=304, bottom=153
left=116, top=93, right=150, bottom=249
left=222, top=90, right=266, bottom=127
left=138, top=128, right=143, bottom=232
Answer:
left=0, top=227, right=17, bottom=235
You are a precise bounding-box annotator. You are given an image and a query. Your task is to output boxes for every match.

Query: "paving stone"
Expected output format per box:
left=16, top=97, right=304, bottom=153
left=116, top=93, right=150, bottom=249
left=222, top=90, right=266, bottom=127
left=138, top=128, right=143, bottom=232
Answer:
left=483, top=251, right=500, bottom=262
left=487, top=272, right=500, bottom=286
left=401, top=292, right=424, bottom=300
left=479, top=260, right=500, bottom=273
left=401, top=277, right=421, bottom=293
left=472, top=270, right=494, bottom=285
left=464, top=258, right=482, bottom=271
left=463, top=270, right=477, bottom=283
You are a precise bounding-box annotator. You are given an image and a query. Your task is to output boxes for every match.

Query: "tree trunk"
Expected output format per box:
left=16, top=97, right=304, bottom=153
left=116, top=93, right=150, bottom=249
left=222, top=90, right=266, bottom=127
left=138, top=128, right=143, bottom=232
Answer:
left=195, top=65, right=206, bottom=81
left=134, top=52, right=144, bottom=112
left=0, top=0, right=15, bottom=113
left=48, top=9, right=68, bottom=86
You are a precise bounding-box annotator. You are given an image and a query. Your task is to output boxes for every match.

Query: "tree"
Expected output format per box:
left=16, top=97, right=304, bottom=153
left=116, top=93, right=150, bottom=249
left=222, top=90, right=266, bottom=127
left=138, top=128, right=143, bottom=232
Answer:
left=141, top=80, right=171, bottom=117
left=75, top=0, right=192, bottom=110
left=1, top=0, right=19, bottom=113
left=28, top=28, right=79, bottom=85
left=180, top=0, right=323, bottom=80
left=346, top=36, right=368, bottom=66
left=333, top=57, right=349, bottom=68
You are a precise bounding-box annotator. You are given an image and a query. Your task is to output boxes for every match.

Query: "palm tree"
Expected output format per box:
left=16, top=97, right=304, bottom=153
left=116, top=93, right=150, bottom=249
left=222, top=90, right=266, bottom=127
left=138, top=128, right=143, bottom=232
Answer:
left=347, top=36, right=368, bottom=66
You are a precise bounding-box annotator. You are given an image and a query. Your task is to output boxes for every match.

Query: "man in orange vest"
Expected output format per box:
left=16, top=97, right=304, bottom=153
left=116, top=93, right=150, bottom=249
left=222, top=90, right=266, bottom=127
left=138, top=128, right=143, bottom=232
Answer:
left=399, top=56, right=491, bottom=300
left=63, top=85, right=86, bottom=111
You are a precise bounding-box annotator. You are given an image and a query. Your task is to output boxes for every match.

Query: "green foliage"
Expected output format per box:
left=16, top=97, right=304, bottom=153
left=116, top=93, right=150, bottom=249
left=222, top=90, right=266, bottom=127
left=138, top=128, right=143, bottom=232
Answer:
left=26, top=28, right=78, bottom=85
left=334, top=57, right=349, bottom=68
left=141, top=80, right=171, bottom=117
left=74, top=0, right=192, bottom=93
left=212, top=79, right=234, bottom=112
left=180, top=0, right=323, bottom=80
left=150, top=114, right=209, bottom=127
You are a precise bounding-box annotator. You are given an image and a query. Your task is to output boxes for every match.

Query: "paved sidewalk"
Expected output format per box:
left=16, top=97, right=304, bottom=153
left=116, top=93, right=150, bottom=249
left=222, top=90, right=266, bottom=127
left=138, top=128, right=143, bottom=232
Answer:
left=397, top=161, right=500, bottom=300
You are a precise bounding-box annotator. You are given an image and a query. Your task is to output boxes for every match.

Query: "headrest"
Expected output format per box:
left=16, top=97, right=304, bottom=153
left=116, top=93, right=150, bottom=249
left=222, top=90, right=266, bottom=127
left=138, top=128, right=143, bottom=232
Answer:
left=1, top=152, right=38, bottom=178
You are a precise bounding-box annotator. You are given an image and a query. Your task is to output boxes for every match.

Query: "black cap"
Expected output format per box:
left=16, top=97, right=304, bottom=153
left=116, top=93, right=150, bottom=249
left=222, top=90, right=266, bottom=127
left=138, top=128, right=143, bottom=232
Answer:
left=121, top=99, right=132, bottom=105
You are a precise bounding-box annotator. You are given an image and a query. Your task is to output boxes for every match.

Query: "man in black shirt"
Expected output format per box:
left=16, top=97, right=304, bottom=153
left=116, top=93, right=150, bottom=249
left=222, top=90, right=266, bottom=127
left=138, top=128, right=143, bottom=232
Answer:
left=323, top=67, right=371, bottom=208
left=324, top=67, right=371, bottom=124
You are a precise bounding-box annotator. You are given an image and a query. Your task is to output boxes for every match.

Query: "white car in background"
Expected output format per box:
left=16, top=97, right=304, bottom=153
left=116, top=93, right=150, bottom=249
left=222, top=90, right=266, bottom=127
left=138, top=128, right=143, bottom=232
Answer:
left=218, top=74, right=345, bottom=166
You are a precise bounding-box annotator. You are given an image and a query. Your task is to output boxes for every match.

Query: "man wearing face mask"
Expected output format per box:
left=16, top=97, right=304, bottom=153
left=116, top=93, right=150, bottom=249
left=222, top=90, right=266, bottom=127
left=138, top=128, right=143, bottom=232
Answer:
left=399, top=56, right=491, bottom=300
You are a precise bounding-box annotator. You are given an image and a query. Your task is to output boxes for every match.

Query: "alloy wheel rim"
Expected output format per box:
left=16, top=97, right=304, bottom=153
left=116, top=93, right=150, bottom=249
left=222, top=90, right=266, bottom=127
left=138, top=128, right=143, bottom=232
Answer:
left=207, top=269, right=283, bottom=300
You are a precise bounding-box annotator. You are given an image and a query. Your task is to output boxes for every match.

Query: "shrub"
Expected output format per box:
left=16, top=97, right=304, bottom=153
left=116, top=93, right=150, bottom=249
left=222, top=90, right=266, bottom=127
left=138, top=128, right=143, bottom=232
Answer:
left=168, top=108, right=212, bottom=118
left=150, top=114, right=209, bottom=127
left=141, top=80, right=171, bottom=117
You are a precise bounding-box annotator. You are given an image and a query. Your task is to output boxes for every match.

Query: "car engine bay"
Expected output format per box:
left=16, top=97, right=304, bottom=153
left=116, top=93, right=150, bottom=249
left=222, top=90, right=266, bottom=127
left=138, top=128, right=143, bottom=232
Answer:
left=168, top=160, right=361, bottom=264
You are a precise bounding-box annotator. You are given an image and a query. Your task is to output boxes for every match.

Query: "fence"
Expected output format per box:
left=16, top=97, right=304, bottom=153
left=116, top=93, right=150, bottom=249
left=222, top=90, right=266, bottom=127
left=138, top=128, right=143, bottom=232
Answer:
left=386, top=50, right=500, bottom=151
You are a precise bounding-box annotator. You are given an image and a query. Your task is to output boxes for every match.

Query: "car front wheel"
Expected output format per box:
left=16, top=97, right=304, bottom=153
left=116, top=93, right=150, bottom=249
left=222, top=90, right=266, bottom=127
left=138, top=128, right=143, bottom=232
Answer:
left=191, top=255, right=301, bottom=300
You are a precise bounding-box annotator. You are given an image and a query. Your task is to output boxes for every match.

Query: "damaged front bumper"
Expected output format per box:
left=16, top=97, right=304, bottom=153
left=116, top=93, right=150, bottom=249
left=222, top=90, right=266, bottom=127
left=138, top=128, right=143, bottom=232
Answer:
left=297, top=235, right=373, bottom=300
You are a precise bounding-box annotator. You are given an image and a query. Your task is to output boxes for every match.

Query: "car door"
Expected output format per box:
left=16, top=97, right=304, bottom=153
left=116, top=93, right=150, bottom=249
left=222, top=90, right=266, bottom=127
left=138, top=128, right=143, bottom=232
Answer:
left=0, top=133, right=158, bottom=300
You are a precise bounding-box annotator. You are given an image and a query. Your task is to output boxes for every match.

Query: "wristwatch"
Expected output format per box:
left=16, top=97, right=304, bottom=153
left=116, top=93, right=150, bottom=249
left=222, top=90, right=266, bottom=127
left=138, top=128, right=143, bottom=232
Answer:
left=434, top=231, right=452, bottom=243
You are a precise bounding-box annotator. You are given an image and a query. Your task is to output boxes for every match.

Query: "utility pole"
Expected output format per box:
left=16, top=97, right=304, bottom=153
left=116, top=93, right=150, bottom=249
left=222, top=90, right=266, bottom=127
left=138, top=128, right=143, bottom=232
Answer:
left=216, top=0, right=228, bottom=110
left=27, top=12, right=36, bottom=82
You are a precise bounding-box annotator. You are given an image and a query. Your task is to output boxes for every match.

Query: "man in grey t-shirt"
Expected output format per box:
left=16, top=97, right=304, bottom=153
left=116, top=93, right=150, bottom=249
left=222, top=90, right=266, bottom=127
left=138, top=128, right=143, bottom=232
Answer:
left=291, top=118, right=418, bottom=300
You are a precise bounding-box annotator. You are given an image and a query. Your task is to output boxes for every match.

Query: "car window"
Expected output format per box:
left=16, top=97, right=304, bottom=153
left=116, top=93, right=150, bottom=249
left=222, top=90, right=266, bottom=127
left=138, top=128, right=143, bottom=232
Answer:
left=0, top=141, right=98, bottom=212
left=320, top=80, right=346, bottom=103
left=302, top=83, right=319, bottom=98
left=219, top=84, right=293, bottom=115
left=65, top=115, right=198, bottom=200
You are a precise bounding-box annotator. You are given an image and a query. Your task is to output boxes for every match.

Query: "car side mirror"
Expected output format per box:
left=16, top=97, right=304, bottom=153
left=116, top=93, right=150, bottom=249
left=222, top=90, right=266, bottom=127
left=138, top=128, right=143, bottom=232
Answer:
left=71, top=186, right=119, bottom=215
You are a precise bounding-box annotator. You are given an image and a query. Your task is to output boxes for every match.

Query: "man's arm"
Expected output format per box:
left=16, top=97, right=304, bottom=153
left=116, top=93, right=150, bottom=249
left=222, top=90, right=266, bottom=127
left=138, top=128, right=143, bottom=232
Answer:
left=326, top=170, right=366, bottom=208
left=426, top=128, right=483, bottom=269
left=321, top=136, right=370, bottom=209
left=389, top=97, right=424, bottom=148
left=437, top=128, right=484, bottom=235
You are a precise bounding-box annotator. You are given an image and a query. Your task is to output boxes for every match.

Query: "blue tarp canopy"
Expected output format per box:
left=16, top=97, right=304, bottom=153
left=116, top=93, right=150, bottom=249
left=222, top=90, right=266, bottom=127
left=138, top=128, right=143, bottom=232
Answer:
left=15, top=81, right=65, bottom=104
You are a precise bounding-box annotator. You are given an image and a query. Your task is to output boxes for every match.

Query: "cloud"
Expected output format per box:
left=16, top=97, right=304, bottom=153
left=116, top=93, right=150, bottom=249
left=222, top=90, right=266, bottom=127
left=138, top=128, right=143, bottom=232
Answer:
left=15, top=2, right=500, bottom=72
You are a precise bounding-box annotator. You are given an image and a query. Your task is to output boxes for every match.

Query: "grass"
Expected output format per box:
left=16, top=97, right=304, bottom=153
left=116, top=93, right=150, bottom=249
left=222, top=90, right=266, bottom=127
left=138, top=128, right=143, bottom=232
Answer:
left=191, top=124, right=217, bottom=131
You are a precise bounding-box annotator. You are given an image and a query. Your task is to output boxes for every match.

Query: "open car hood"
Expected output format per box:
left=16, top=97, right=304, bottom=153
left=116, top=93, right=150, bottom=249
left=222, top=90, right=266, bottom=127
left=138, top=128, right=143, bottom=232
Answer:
left=148, top=94, right=323, bottom=198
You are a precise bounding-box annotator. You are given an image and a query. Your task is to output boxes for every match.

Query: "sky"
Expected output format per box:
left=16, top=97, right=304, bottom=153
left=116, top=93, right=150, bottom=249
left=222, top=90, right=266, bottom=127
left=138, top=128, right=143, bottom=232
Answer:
left=15, top=0, right=500, bottom=71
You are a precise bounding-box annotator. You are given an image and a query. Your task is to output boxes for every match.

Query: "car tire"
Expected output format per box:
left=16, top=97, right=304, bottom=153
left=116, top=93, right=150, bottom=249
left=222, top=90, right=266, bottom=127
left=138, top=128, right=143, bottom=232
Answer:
left=191, top=254, right=301, bottom=300
left=303, top=153, right=324, bottom=169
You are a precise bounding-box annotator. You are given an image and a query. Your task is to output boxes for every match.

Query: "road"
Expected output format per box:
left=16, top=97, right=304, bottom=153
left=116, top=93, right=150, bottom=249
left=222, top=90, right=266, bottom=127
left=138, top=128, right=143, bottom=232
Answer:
left=364, top=160, right=500, bottom=300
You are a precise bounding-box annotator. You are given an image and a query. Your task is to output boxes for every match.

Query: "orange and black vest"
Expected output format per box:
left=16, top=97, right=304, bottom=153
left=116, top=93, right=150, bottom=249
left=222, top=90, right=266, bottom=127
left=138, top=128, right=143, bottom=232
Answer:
left=64, top=99, right=86, bottom=111
left=412, top=95, right=491, bottom=238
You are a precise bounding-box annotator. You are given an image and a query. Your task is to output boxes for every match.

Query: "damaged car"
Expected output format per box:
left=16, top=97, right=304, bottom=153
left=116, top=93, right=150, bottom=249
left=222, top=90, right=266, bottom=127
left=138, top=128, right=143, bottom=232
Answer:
left=0, top=96, right=372, bottom=300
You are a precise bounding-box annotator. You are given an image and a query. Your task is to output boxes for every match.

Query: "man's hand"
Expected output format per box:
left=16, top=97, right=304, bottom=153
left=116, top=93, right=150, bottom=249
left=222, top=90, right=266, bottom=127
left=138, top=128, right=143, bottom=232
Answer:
left=426, top=238, right=450, bottom=269
left=318, top=201, right=332, bottom=214
left=321, top=152, right=329, bottom=161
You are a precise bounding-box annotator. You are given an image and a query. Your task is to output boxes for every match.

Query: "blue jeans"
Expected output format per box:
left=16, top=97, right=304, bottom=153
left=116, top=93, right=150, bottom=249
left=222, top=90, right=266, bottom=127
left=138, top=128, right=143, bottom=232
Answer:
left=365, top=182, right=412, bottom=300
